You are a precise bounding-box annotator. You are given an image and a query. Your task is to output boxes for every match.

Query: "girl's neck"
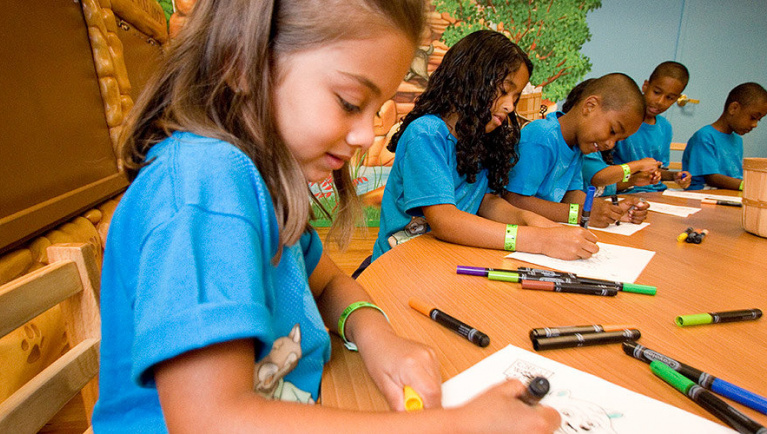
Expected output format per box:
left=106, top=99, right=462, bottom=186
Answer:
left=442, top=113, right=458, bottom=136
left=557, top=111, right=578, bottom=146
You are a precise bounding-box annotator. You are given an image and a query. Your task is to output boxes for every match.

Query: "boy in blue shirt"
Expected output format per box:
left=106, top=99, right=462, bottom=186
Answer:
left=586, top=62, right=692, bottom=195
left=504, top=74, right=650, bottom=227
left=683, top=82, right=767, bottom=190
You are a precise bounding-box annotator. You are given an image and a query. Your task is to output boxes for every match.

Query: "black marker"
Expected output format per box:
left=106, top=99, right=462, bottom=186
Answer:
left=611, top=195, right=620, bottom=225
left=409, top=298, right=490, bottom=347
left=532, top=329, right=640, bottom=351
left=520, top=376, right=550, bottom=405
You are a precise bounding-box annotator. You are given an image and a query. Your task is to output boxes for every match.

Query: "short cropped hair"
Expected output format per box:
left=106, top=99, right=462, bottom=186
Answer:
left=562, top=73, right=645, bottom=118
left=649, top=61, right=689, bottom=87
left=724, top=82, right=767, bottom=111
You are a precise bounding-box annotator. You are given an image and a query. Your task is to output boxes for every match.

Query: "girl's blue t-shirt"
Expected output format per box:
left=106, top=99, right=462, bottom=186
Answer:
left=612, top=116, right=673, bottom=193
left=682, top=125, right=743, bottom=190
left=506, top=111, right=584, bottom=202
left=373, top=114, right=490, bottom=260
left=92, top=132, right=329, bottom=433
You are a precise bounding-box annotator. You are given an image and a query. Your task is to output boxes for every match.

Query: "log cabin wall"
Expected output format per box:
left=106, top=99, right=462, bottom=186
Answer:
left=0, top=0, right=166, bottom=407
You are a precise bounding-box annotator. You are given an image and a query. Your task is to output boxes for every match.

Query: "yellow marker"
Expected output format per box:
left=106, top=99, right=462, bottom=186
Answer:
left=403, top=385, right=423, bottom=411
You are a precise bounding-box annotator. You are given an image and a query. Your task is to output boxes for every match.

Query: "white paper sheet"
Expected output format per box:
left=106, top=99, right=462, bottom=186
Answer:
left=663, top=190, right=742, bottom=203
left=442, top=345, right=734, bottom=433
left=506, top=242, right=655, bottom=283
left=589, top=222, right=650, bottom=236
left=645, top=201, right=701, bottom=217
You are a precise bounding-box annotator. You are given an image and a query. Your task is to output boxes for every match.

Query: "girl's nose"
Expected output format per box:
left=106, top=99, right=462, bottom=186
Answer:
left=346, top=118, right=375, bottom=151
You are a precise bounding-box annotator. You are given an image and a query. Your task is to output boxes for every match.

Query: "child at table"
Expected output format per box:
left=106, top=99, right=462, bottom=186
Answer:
left=583, top=62, right=692, bottom=195
left=683, top=82, right=767, bottom=190
left=372, top=30, right=598, bottom=265
left=92, top=1, right=560, bottom=432
left=504, top=74, right=649, bottom=227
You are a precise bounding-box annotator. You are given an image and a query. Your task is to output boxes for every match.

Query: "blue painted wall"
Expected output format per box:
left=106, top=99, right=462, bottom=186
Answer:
left=579, top=0, right=767, bottom=159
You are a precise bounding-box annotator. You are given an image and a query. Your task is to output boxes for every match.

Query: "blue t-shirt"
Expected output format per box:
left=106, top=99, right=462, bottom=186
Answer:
left=92, top=132, right=329, bottom=433
left=612, top=116, right=673, bottom=193
left=581, top=152, right=617, bottom=197
left=682, top=125, right=743, bottom=190
left=506, top=111, right=584, bottom=202
left=373, top=114, right=490, bottom=260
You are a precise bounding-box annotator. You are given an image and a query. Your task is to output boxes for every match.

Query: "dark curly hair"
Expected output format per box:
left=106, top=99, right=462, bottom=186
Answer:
left=388, top=30, right=533, bottom=194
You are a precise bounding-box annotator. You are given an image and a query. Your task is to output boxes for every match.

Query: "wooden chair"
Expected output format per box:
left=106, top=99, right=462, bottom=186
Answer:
left=668, top=142, right=687, bottom=170
left=0, top=243, right=101, bottom=434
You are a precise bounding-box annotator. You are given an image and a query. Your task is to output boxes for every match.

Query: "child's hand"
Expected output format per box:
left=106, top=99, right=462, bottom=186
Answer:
left=635, top=157, right=662, bottom=173
left=675, top=171, right=692, bottom=189
left=630, top=170, right=659, bottom=186
left=619, top=196, right=649, bottom=223
left=589, top=197, right=624, bottom=227
left=358, top=330, right=442, bottom=411
left=455, top=379, right=561, bottom=433
left=539, top=226, right=599, bottom=260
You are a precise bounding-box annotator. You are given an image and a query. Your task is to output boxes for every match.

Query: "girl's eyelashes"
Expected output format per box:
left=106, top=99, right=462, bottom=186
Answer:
left=337, top=95, right=361, bottom=114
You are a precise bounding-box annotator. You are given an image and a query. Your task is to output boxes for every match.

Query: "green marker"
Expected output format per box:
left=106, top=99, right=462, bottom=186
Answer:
left=650, top=360, right=694, bottom=394
left=675, top=308, right=762, bottom=327
left=651, top=361, right=767, bottom=433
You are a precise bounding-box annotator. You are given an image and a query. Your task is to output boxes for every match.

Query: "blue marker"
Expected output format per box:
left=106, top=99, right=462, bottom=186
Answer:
left=624, top=341, right=767, bottom=415
left=581, top=186, right=596, bottom=229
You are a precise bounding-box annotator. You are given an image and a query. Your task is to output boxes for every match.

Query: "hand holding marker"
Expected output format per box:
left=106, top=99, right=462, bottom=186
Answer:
left=581, top=186, right=596, bottom=228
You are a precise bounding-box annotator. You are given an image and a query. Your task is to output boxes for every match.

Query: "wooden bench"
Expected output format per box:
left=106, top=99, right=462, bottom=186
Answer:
left=0, top=244, right=101, bottom=434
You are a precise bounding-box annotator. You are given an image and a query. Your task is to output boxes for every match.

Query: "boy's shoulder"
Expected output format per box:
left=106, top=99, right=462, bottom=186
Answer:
left=521, top=112, right=564, bottom=144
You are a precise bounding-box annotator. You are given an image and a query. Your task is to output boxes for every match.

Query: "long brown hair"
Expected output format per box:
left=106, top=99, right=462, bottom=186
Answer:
left=120, top=0, right=425, bottom=253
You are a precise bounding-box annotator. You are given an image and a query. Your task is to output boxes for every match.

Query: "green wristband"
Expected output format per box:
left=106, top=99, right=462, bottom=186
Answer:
left=621, top=164, right=631, bottom=182
left=568, top=203, right=580, bottom=225
left=739, top=180, right=744, bottom=191
left=504, top=224, right=518, bottom=251
left=338, top=301, right=389, bottom=351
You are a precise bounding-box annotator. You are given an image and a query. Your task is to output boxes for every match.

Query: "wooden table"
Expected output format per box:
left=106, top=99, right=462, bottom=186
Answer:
left=321, top=191, right=767, bottom=428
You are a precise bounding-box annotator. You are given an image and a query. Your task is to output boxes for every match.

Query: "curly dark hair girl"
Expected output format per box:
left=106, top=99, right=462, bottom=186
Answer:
left=387, top=30, right=533, bottom=194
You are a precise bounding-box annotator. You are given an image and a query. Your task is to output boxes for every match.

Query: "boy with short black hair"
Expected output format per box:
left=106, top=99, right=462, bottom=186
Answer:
left=683, top=82, right=767, bottom=190
left=607, top=61, right=692, bottom=193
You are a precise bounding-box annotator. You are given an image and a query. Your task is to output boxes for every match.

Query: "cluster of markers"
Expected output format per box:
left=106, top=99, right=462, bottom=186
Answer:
left=677, top=226, right=709, bottom=244
left=456, top=265, right=658, bottom=297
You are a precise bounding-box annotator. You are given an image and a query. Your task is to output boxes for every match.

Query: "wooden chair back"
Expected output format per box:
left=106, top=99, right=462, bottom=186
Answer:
left=0, top=243, right=101, bottom=434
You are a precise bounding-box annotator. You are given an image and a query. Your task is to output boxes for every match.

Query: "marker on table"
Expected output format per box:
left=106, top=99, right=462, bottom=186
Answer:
left=408, top=297, right=490, bottom=347
left=520, top=376, right=550, bottom=405
left=531, top=329, right=640, bottom=351
left=455, top=265, right=657, bottom=295
left=611, top=195, right=621, bottom=225
left=623, top=341, right=767, bottom=415
left=403, top=385, right=423, bottom=411
left=530, top=324, right=638, bottom=340
left=702, top=198, right=743, bottom=207
left=650, top=361, right=767, bottom=434
left=675, top=308, right=762, bottom=327
left=521, top=279, right=618, bottom=296
left=581, top=186, right=596, bottom=228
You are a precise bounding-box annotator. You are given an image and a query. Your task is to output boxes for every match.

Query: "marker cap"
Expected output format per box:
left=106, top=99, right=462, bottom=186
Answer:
left=621, top=283, right=657, bottom=295
left=650, top=360, right=695, bottom=394
left=456, top=265, right=488, bottom=277
left=408, top=298, right=432, bottom=317
left=675, top=313, right=713, bottom=326
left=403, top=385, right=423, bottom=411
left=487, top=270, right=520, bottom=282
left=521, top=280, right=554, bottom=290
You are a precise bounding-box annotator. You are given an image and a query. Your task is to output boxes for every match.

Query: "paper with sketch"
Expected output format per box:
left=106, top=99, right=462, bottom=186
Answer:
left=442, top=345, right=733, bottom=433
left=663, top=190, right=742, bottom=203
left=506, top=242, right=654, bottom=283
left=645, top=201, right=701, bottom=217
left=588, top=222, right=649, bottom=236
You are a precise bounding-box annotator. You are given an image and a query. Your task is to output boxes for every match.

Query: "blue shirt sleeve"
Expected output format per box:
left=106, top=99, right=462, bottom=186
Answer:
left=132, top=205, right=272, bottom=387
